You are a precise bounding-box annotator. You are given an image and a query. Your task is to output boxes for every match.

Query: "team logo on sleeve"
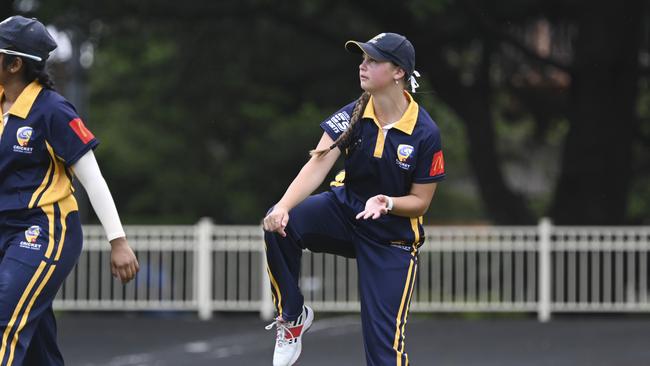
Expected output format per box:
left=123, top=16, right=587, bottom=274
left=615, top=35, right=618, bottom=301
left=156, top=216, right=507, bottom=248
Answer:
left=13, top=127, right=34, bottom=154
left=20, top=225, right=42, bottom=251
left=69, top=118, right=95, bottom=144
left=429, top=151, right=445, bottom=177
left=325, top=111, right=351, bottom=134
left=395, top=144, right=414, bottom=170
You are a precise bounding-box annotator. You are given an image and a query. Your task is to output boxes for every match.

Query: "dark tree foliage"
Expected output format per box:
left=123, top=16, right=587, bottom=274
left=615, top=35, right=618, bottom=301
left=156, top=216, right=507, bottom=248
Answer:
left=14, top=0, right=648, bottom=225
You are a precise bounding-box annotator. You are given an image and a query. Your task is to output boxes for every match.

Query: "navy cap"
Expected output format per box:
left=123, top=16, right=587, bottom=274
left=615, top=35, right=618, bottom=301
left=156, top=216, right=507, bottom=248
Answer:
left=0, top=16, right=57, bottom=62
left=345, top=33, right=416, bottom=79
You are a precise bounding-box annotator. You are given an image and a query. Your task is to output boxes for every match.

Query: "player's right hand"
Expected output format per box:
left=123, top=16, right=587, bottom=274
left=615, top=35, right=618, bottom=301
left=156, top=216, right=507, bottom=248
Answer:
left=263, top=206, right=290, bottom=237
left=109, top=237, right=140, bottom=284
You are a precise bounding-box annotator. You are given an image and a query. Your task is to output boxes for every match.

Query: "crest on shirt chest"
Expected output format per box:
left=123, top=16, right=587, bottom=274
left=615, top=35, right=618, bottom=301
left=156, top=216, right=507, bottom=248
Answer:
left=396, top=144, right=414, bottom=170
left=13, top=126, right=34, bottom=154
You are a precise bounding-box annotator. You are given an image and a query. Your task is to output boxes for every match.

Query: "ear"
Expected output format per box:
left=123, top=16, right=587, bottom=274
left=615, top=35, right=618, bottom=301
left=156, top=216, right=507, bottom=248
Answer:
left=393, top=67, right=405, bottom=82
left=9, top=57, right=23, bottom=74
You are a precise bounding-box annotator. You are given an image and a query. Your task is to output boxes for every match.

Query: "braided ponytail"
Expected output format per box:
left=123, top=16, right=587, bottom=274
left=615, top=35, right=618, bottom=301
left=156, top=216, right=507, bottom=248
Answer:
left=310, top=91, right=371, bottom=158
left=25, top=60, right=55, bottom=90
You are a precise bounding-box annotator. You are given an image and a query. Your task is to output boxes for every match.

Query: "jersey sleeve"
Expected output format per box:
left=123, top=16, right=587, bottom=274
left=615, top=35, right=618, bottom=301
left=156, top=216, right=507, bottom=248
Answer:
left=319, top=102, right=355, bottom=141
left=47, top=100, right=99, bottom=166
left=413, top=129, right=446, bottom=183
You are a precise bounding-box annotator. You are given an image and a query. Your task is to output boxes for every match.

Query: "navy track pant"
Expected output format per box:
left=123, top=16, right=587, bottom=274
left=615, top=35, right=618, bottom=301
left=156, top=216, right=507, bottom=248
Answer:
left=0, top=199, right=82, bottom=366
left=264, top=191, right=420, bottom=366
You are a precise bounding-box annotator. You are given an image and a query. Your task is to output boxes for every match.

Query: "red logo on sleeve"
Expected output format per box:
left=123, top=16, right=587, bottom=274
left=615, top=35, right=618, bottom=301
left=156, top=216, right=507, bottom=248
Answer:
left=68, top=118, right=95, bottom=144
left=429, top=151, right=445, bottom=177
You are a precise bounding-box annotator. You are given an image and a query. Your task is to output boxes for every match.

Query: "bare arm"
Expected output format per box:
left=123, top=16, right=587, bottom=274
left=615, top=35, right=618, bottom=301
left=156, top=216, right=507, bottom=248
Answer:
left=356, top=182, right=438, bottom=220
left=276, top=133, right=340, bottom=211
left=391, top=182, right=437, bottom=217
left=263, top=132, right=340, bottom=236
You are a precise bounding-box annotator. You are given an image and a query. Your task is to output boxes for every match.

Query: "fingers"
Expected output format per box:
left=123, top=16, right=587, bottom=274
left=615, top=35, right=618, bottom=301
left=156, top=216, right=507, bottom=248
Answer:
left=112, top=258, right=139, bottom=284
left=128, top=263, right=136, bottom=280
left=356, top=195, right=391, bottom=220
left=129, top=260, right=138, bottom=280
left=263, top=209, right=278, bottom=232
left=263, top=216, right=272, bottom=231
left=263, top=211, right=290, bottom=237
left=263, top=214, right=280, bottom=232
left=119, top=263, right=136, bottom=284
left=356, top=210, right=374, bottom=220
left=121, top=267, right=131, bottom=284
left=356, top=208, right=387, bottom=220
left=116, top=265, right=127, bottom=283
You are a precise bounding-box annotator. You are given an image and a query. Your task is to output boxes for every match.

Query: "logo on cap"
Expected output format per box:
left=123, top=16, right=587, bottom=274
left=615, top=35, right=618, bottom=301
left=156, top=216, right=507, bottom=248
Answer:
left=16, top=126, right=33, bottom=146
left=368, top=33, right=386, bottom=44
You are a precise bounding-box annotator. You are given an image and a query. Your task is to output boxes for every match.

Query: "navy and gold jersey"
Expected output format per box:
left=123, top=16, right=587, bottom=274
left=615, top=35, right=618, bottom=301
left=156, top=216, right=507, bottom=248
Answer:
left=0, top=81, right=99, bottom=214
left=320, top=92, right=445, bottom=245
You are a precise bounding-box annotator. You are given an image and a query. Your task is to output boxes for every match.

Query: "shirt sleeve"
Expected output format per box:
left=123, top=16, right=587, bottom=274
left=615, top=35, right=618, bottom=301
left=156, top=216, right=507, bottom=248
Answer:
left=71, top=150, right=126, bottom=242
left=46, top=100, right=99, bottom=166
left=319, top=103, right=355, bottom=141
left=413, top=129, right=446, bottom=183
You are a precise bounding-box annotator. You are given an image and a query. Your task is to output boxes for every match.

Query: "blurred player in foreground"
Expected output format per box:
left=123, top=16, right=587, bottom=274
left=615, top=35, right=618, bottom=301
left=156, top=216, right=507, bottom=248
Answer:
left=0, top=16, right=139, bottom=366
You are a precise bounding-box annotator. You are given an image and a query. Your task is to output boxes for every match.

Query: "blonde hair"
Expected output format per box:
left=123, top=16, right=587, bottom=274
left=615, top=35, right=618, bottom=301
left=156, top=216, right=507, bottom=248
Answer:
left=310, top=91, right=371, bottom=158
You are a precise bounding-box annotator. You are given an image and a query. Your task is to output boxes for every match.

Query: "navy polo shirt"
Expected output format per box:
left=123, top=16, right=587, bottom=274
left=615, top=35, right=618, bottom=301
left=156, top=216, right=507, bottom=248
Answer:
left=320, top=92, right=445, bottom=245
left=0, top=81, right=99, bottom=214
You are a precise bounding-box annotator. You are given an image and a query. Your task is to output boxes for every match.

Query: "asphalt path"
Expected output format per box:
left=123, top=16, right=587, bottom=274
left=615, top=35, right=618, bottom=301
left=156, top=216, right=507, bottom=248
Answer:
left=57, top=312, right=650, bottom=366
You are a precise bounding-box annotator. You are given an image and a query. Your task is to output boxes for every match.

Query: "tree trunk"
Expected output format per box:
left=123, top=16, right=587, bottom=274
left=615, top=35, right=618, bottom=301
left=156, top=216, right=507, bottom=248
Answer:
left=551, top=0, right=643, bottom=224
left=416, top=37, right=535, bottom=224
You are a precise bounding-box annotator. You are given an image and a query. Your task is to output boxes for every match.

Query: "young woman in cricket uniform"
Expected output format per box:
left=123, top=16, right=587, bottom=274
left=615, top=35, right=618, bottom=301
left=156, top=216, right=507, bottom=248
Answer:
left=0, top=16, right=139, bottom=366
left=263, top=32, right=446, bottom=366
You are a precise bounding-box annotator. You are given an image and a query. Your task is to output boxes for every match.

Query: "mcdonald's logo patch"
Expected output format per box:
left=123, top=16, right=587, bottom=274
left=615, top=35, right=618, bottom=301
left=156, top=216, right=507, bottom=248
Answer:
left=69, top=118, right=95, bottom=144
left=429, top=151, right=445, bottom=177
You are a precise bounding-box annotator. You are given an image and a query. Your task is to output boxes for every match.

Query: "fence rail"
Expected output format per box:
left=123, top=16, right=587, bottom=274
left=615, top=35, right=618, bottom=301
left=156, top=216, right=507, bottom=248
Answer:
left=52, top=218, right=650, bottom=322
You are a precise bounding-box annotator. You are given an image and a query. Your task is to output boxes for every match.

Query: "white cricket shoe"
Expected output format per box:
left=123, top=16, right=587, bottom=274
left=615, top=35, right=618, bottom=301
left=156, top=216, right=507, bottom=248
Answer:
left=265, top=305, right=314, bottom=366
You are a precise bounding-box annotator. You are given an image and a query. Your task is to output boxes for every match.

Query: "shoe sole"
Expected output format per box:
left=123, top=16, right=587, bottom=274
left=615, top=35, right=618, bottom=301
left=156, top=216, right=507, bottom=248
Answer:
left=288, top=306, right=314, bottom=365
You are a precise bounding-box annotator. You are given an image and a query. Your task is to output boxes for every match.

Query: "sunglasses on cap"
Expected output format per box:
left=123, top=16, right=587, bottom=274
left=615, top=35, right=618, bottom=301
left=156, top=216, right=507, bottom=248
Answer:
left=0, top=48, right=42, bottom=62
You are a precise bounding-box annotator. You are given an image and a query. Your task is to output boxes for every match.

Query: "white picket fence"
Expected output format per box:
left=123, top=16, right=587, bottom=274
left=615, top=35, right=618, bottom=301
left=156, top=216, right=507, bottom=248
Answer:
left=52, top=218, right=650, bottom=322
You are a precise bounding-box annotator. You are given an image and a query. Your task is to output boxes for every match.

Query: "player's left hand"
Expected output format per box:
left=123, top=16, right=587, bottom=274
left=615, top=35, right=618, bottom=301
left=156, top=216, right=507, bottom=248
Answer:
left=110, top=237, right=140, bottom=284
left=356, top=195, right=390, bottom=220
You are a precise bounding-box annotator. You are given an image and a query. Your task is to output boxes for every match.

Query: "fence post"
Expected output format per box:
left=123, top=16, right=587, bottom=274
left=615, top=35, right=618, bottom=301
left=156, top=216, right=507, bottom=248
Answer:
left=538, top=217, right=552, bottom=322
left=195, top=217, right=213, bottom=320
left=260, top=232, right=275, bottom=320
